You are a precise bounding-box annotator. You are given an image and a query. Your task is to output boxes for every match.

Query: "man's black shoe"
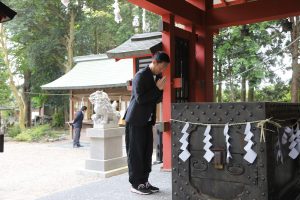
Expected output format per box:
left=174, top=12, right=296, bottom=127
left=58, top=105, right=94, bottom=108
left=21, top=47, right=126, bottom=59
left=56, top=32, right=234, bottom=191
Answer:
left=73, top=144, right=83, bottom=148
left=131, top=184, right=152, bottom=195
left=145, top=182, right=159, bottom=193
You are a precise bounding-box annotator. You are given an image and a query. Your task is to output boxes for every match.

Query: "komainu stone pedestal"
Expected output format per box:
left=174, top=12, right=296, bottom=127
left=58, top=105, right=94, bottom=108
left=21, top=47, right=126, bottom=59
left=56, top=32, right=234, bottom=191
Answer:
left=85, top=127, right=127, bottom=178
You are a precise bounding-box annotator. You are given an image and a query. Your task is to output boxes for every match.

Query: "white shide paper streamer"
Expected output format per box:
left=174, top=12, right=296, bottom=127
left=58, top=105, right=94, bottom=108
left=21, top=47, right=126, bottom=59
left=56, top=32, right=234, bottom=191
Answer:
left=224, top=123, right=232, bottom=163
left=243, top=122, right=257, bottom=163
left=179, top=122, right=191, bottom=162
left=203, top=125, right=214, bottom=162
left=288, top=123, right=300, bottom=159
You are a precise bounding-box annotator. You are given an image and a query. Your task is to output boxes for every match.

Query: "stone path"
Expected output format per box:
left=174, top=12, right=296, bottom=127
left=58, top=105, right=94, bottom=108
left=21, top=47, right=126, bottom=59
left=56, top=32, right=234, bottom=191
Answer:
left=0, top=141, right=172, bottom=200
left=36, top=164, right=171, bottom=200
left=0, top=141, right=98, bottom=200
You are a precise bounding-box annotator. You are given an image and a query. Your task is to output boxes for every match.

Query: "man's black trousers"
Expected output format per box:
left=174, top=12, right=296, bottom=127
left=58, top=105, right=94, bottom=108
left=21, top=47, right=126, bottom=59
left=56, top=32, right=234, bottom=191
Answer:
left=125, top=122, right=153, bottom=187
left=73, top=128, right=81, bottom=146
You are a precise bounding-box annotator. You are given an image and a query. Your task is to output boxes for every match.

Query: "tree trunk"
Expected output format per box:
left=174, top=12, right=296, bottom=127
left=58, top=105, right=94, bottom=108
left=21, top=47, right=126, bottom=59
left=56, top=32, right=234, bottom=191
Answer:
left=217, top=64, right=222, bottom=102
left=241, top=76, right=246, bottom=102
left=213, top=81, right=217, bottom=102
left=228, top=61, right=235, bottom=101
left=229, top=79, right=235, bottom=101
left=23, top=70, right=31, bottom=127
left=94, top=27, right=99, bottom=54
left=290, top=17, right=300, bottom=103
left=213, top=63, right=217, bottom=102
left=65, top=9, right=75, bottom=72
left=248, top=80, right=255, bottom=102
left=0, top=24, right=26, bottom=130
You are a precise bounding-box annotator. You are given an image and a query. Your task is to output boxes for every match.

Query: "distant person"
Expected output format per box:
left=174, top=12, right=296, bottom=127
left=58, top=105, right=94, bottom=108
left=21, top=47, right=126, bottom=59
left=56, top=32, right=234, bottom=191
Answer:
left=71, top=106, right=87, bottom=148
left=124, top=51, right=170, bottom=195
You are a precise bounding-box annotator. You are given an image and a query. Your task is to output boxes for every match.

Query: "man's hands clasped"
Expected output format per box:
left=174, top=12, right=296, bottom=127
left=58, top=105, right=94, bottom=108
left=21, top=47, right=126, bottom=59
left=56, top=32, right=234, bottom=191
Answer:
left=156, top=76, right=167, bottom=90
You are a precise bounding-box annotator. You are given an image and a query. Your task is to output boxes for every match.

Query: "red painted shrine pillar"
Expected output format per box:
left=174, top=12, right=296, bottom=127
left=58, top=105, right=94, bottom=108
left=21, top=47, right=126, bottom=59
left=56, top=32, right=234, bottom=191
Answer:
left=162, top=14, right=175, bottom=170
left=195, top=1, right=214, bottom=102
left=195, top=30, right=214, bottom=102
left=155, top=1, right=214, bottom=170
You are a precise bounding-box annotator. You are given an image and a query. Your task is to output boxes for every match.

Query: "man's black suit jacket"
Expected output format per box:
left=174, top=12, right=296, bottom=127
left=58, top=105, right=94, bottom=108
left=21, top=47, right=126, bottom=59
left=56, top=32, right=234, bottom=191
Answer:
left=124, top=67, right=163, bottom=126
left=72, top=111, right=84, bottom=128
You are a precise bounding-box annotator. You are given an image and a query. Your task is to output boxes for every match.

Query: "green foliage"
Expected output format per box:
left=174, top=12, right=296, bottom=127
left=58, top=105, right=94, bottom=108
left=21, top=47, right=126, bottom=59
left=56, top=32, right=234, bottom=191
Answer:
left=32, top=94, right=47, bottom=109
left=256, top=81, right=291, bottom=102
left=214, top=21, right=289, bottom=102
left=3, top=0, right=293, bottom=107
left=15, top=132, right=31, bottom=141
left=14, top=124, right=63, bottom=142
left=0, top=69, right=11, bottom=105
left=0, top=0, right=161, bottom=119
left=7, top=125, right=21, bottom=138
left=51, top=110, right=65, bottom=128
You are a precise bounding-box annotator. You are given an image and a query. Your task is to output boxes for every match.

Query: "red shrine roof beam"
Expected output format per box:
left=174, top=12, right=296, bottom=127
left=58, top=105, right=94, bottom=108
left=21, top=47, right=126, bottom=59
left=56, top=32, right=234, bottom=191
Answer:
left=128, top=0, right=300, bottom=30
left=208, top=0, right=300, bottom=29
left=0, top=2, right=17, bottom=23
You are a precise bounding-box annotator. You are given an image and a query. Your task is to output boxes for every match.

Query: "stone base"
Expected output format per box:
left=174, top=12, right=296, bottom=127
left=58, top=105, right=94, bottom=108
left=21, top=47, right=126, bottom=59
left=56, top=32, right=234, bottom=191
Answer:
left=80, top=166, right=128, bottom=178
left=85, top=156, right=127, bottom=171
left=85, top=127, right=127, bottom=178
left=92, top=123, right=118, bottom=129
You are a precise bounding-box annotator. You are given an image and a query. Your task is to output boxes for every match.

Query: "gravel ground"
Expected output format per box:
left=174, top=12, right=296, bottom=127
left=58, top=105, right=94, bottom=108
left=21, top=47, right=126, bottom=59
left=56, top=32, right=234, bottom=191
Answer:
left=0, top=141, right=100, bottom=200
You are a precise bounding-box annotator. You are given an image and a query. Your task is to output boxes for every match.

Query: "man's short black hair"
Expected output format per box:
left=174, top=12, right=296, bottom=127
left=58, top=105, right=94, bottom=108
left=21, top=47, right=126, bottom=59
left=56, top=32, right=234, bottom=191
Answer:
left=81, top=106, right=87, bottom=111
left=153, top=51, right=170, bottom=63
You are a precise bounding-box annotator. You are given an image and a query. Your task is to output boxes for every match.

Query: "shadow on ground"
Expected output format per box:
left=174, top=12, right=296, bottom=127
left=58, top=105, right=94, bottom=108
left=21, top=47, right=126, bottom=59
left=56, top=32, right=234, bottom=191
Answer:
left=36, top=164, right=171, bottom=200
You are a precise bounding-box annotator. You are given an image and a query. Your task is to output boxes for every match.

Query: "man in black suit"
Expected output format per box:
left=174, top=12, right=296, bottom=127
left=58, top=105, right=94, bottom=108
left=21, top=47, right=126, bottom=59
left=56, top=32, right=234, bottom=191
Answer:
left=124, top=51, right=170, bottom=195
left=71, top=106, right=87, bottom=148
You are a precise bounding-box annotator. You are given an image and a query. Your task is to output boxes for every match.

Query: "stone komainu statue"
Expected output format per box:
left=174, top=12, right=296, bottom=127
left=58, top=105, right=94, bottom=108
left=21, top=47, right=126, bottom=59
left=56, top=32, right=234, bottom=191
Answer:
left=89, top=91, right=121, bottom=128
